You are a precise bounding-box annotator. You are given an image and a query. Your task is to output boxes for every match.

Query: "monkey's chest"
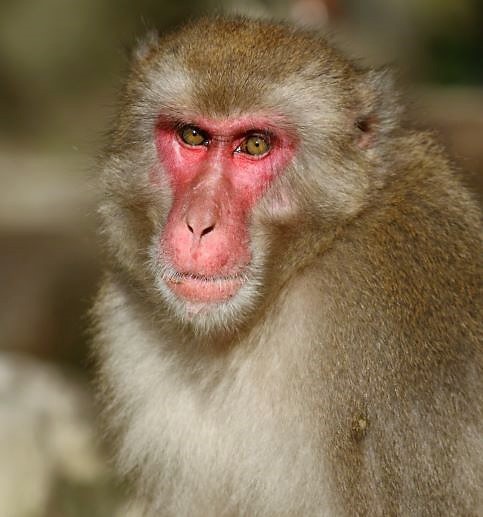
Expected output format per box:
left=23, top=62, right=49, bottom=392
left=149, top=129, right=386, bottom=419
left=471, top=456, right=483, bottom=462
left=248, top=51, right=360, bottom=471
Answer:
left=146, top=368, right=330, bottom=515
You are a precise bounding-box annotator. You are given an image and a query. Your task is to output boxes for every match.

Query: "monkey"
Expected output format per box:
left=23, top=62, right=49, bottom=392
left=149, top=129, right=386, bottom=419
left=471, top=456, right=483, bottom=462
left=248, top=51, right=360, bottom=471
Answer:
left=92, top=17, right=482, bottom=516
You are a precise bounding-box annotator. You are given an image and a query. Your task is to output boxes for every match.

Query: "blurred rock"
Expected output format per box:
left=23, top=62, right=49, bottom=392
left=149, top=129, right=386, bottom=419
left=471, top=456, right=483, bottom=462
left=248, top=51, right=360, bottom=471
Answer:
left=0, top=152, right=100, bottom=365
left=0, top=353, right=122, bottom=517
left=0, top=231, right=99, bottom=364
left=0, top=153, right=95, bottom=233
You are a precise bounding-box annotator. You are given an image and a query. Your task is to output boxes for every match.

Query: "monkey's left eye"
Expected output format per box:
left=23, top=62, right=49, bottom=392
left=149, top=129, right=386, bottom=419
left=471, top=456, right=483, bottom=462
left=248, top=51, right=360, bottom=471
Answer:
left=238, top=134, right=270, bottom=157
left=179, top=125, right=207, bottom=146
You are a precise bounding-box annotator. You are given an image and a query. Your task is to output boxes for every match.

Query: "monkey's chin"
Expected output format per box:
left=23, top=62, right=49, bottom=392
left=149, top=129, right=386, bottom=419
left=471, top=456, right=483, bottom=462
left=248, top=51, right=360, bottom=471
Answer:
left=165, top=276, right=245, bottom=304
left=156, top=267, right=261, bottom=331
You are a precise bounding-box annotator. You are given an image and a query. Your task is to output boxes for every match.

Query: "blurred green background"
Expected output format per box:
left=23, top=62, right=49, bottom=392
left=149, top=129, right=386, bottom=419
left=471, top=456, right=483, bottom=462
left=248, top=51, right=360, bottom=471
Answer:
left=0, top=1, right=481, bottom=515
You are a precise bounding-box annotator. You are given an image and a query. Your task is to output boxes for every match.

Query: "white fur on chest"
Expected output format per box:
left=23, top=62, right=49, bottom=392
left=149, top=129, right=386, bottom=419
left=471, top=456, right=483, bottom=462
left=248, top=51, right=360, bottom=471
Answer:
left=100, top=286, right=331, bottom=515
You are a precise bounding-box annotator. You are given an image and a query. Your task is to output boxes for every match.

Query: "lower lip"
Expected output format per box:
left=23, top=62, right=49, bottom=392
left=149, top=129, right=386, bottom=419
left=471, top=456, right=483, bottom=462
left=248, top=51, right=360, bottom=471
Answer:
left=166, top=275, right=244, bottom=303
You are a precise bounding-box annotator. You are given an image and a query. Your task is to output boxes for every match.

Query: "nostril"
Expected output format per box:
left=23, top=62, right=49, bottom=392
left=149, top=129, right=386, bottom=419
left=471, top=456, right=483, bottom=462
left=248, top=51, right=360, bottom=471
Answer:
left=201, top=224, right=215, bottom=237
left=186, top=220, right=215, bottom=238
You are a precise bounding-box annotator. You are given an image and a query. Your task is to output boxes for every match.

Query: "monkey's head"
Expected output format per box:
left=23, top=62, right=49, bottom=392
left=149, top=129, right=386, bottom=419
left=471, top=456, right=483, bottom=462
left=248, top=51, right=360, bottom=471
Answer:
left=100, top=18, right=402, bottom=332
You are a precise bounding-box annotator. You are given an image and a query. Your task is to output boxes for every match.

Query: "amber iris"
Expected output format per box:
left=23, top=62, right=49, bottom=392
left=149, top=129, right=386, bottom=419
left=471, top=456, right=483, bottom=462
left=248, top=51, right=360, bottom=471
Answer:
left=242, top=134, right=270, bottom=156
left=180, top=126, right=206, bottom=146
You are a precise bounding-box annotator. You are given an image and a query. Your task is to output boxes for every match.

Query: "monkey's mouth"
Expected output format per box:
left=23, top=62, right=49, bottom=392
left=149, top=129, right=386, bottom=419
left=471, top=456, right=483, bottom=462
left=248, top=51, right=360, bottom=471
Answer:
left=164, top=272, right=246, bottom=304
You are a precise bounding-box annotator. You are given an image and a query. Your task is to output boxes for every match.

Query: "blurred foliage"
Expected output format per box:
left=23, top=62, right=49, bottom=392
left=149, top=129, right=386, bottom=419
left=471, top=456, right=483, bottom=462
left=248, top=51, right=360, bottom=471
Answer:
left=46, top=476, right=122, bottom=517
left=423, top=2, right=483, bottom=84
left=0, top=0, right=215, bottom=145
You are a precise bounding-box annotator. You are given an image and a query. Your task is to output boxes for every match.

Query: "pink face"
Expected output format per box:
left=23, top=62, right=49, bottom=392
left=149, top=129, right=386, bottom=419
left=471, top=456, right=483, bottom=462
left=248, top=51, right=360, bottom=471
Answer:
left=155, top=114, right=296, bottom=304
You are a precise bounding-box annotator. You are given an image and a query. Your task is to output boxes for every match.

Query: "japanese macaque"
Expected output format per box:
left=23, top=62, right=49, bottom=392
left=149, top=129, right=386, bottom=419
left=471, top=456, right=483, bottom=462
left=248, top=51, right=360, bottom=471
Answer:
left=93, top=17, right=482, bottom=516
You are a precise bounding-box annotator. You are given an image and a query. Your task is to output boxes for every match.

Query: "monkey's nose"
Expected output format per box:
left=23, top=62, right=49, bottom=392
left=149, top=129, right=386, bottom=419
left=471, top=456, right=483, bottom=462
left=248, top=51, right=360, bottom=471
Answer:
left=185, top=214, right=216, bottom=240
left=187, top=221, right=215, bottom=238
left=185, top=197, right=219, bottom=241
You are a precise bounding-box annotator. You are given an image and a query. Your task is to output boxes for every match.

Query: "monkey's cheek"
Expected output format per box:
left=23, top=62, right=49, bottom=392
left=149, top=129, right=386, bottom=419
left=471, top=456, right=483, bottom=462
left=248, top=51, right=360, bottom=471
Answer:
left=166, top=277, right=244, bottom=304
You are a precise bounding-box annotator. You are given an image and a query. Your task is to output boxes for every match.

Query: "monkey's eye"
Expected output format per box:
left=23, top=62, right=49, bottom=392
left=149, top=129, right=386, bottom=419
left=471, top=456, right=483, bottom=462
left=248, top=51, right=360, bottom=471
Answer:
left=179, top=125, right=207, bottom=146
left=239, top=134, right=270, bottom=157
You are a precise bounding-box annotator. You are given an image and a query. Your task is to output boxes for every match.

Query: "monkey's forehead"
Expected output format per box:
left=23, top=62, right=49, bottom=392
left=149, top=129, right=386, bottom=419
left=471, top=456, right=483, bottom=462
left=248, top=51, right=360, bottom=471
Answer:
left=134, top=17, right=355, bottom=118
left=167, top=18, right=332, bottom=76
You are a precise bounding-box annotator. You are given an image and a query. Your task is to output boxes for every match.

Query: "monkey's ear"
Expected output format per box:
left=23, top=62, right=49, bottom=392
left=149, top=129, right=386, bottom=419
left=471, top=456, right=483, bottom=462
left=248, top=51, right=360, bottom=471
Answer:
left=355, top=67, right=403, bottom=149
left=132, top=30, right=160, bottom=62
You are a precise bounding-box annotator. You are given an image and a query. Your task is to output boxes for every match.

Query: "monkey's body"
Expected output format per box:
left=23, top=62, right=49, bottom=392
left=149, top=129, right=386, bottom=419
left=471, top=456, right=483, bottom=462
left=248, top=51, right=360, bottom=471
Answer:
left=94, top=18, right=482, bottom=516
